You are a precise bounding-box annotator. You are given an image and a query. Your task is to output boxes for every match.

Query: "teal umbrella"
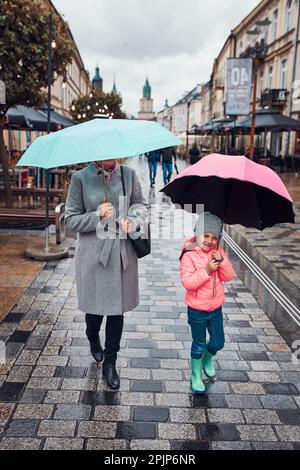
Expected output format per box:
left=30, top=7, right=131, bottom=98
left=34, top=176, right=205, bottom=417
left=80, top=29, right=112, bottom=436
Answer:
left=16, top=118, right=181, bottom=253
left=16, top=118, right=182, bottom=169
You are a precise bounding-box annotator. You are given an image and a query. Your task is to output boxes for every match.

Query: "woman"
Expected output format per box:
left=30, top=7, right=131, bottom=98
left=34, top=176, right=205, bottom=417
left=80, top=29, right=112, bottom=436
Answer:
left=65, top=159, right=148, bottom=390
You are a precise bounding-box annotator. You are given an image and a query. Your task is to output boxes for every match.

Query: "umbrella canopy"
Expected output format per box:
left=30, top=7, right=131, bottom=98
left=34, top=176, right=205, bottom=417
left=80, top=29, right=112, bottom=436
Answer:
left=161, top=153, right=295, bottom=230
left=16, top=118, right=182, bottom=169
left=231, top=109, right=300, bottom=132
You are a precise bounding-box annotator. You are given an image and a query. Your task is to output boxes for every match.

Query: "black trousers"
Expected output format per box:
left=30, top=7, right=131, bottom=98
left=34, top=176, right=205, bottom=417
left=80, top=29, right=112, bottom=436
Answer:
left=85, top=313, right=124, bottom=363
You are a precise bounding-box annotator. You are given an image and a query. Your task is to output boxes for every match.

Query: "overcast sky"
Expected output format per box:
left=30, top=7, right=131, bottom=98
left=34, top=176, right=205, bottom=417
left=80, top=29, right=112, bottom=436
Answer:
left=52, top=0, right=260, bottom=116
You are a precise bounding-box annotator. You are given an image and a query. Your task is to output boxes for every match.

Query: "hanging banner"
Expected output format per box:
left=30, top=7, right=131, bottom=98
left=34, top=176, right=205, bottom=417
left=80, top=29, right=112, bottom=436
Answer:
left=226, top=58, right=253, bottom=116
left=0, top=80, right=6, bottom=105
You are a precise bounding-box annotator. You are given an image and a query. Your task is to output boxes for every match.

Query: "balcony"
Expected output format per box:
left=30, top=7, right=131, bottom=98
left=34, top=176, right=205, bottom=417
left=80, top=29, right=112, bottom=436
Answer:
left=240, top=39, right=267, bottom=60
left=261, top=89, right=288, bottom=107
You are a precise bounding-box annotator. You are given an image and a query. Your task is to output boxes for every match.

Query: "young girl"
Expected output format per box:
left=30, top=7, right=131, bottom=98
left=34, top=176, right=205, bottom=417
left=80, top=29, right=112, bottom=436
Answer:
left=180, top=212, right=236, bottom=394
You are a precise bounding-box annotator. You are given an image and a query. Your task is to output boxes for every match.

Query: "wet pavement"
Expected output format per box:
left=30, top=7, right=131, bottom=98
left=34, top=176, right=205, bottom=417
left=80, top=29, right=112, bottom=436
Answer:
left=0, top=158, right=299, bottom=450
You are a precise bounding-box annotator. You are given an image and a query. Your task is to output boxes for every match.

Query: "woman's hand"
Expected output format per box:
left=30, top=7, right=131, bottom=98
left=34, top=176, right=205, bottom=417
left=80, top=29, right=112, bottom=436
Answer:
left=99, top=202, right=115, bottom=221
left=212, top=250, right=224, bottom=263
left=120, top=218, right=134, bottom=234
left=206, top=259, right=220, bottom=274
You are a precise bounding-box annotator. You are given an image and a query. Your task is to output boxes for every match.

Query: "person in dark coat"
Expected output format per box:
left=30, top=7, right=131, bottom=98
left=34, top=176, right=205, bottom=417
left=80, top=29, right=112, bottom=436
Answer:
left=65, top=159, right=148, bottom=390
left=161, top=146, right=177, bottom=185
left=145, top=149, right=161, bottom=187
left=188, top=143, right=201, bottom=165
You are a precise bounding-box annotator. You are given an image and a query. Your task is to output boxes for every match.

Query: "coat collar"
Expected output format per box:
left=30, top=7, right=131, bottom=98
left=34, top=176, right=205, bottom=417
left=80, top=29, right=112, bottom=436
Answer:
left=87, top=162, right=121, bottom=176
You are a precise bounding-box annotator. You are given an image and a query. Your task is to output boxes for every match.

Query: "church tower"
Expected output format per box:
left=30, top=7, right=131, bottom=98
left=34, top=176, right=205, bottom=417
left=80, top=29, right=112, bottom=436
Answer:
left=138, top=78, right=155, bottom=120
left=92, top=65, right=103, bottom=92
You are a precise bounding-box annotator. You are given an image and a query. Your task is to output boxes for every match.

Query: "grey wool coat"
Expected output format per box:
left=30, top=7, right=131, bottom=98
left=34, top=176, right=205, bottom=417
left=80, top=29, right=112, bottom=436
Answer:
left=65, top=163, right=148, bottom=316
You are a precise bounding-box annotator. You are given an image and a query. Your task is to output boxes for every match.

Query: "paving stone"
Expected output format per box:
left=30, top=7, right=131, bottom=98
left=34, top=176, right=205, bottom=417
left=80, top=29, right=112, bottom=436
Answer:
left=0, top=438, right=41, bottom=450
left=198, top=423, right=239, bottom=441
left=237, top=425, right=278, bottom=441
left=211, top=441, right=252, bottom=450
left=216, top=370, right=249, bottom=382
left=205, top=382, right=231, bottom=394
left=20, top=389, right=47, bottom=404
left=207, top=409, right=244, bottom=424
left=275, top=426, right=300, bottom=442
left=120, top=392, right=154, bottom=407
left=6, top=366, right=33, bottom=383
left=263, top=383, right=299, bottom=395
left=61, top=378, right=96, bottom=391
left=242, top=409, right=281, bottom=424
left=120, top=369, right=151, bottom=380
left=169, top=408, right=206, bottom=424
left=80, top=421, right=120, bottom=439
left=192, top=394, right=228, bottom=409
left=230, top=383, right=265, bottom=395
left=247, top=372, right=281, bottom=383
left=43, top=438, right=84, bottom=450
left=149, top=349, right=179, bottom=359
left=5, top=419, right=39, bottom=437
left=152, top=370, right=182, bottom=381
left=130, top=358, right=160, bottom=369
left=54, top=404, right=92, bottom=420
left=94, top=406, right=130, bottom=422
left=218, top=360, right=249, bottom=371
left=230, top=335, right=258, bottom=343
left=44, top=390, right=80, bottom=404
left=15, top=350, right=40, bottom=366
left=86, top=439, right=127, bottom=450
left=250, top=361, right=280, bottom=371
left=38, top=420, right=76, bottom=437
left=27, top=377, right=61, bottom=390
left=170, top=440, right=210, bottom=450
left=54, top=366, right=87, bottom=378
left=155, top=393, right=191, bottom=408
left=130, top=440, right=171, bottom=450
left=160, top=359, right=190, bottom=370
left=133, top=407, right=169, bottom=422
left=82, top=391, right=121, bottom=406
left=0, top=382, right=25, bottom=402
left=277, top=410, right=300, bottom=424
left=259, top=395, right=297, bottom=409
left=0, top=404, right=15, bottom=426
left=14, top=404, right=54, bottom=420
left=226, top=395, right=262, bottom=409
left=158, top=423, right=196, bottom=440
left=252, top=442, right=294, bottom=450
left=7, top=331, right=31, bottom=344
left=131, top=381, right=163, bottom=393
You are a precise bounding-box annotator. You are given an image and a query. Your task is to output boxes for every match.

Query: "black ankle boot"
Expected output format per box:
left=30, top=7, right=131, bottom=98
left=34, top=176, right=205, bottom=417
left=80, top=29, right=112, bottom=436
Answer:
left=102, top=361, right=120, bottom=390
left=89, top=338, right=103, bottom=363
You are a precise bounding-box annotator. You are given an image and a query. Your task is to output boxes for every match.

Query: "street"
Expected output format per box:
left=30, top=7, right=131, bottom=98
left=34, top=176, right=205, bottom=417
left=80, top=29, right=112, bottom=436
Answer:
left=0, top=157, right=299, bottom=450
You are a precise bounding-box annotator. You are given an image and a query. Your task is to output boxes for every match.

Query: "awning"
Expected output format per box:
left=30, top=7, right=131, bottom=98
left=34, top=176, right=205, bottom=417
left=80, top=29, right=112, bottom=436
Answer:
left=231, top=109, right=300, bottom=132
left=6, top=105, right=74, bottom=132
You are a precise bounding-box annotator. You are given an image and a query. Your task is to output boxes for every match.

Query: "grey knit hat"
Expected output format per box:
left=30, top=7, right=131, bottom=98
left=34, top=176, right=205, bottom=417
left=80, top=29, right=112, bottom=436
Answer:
left=194, top=212, right=223, bottom=239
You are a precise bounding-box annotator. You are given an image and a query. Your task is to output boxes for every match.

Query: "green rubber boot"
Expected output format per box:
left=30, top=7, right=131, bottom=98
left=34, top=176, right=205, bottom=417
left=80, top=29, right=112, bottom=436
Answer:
left=190, top=358, right=205, bottom=394
left=203, top=349, right=216, bottom=378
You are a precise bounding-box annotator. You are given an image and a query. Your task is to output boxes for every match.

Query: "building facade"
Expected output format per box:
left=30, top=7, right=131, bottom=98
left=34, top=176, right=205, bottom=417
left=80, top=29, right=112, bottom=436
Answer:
left=207, top=0, right=300, bottom=156
left=37, top=0, right=91, bottom=118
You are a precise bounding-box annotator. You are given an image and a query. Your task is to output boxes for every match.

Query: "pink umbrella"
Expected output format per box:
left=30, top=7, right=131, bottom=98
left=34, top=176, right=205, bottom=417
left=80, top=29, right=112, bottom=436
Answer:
left=161, top=153, right=295, bottom=230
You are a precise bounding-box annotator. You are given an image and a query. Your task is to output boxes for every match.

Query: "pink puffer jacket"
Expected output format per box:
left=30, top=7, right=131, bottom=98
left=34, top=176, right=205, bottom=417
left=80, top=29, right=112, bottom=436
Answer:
left=180, top=238, right=236, bottom=312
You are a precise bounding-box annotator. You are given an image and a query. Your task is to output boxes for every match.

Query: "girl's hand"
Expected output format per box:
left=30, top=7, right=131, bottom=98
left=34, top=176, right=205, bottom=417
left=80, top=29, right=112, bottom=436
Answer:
left=120, top=218, right=134, bottom=234
left=212, top=250, right=224, bottom=263
left=206, top=259, right=220, bottom=274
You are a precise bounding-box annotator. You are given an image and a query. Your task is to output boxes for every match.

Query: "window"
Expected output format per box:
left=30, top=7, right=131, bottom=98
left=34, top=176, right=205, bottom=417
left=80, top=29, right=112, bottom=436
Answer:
left=272, top=9, right=278, bottom=41
left=268, top=65, right=273, bottom=89
left=281, top=58, right=288, bottom=89
left=285, top=0, right=292, bottom=33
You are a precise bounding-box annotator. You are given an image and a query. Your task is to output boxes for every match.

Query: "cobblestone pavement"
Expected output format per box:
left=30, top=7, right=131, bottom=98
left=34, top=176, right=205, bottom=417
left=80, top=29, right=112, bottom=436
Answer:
left=0, top=158, right=299, bottom=450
